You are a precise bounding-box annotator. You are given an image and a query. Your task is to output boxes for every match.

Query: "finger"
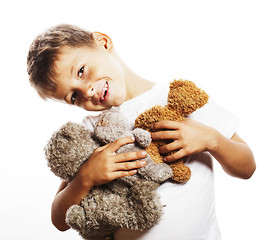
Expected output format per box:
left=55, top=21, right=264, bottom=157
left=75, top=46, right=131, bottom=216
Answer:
left=114, top=150, right=148, bottom=163
left=95, top=143, right=111, bottom=152
left=112, top=169, right=138, bottom=179
left=106, top=136, right=135, bottom=153
left=151, top=130, right=179, bottom=140
left=100, top=169, right=139, bottom=183
left=114, top=159, right=147, bottom=172
left=164, top=149, right=187, bottom=162
left=152, top=120, right=182, bottom=130
left=159, top=141, right=182, bottom=154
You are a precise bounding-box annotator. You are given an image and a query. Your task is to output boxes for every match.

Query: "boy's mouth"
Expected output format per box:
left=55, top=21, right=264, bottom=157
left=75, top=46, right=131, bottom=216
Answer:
left=99, top=81, right=109, bottom=103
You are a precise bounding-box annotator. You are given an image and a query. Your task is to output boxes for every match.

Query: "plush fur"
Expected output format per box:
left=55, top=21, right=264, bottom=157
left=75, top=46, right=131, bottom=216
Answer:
left=134, top=79, right=209, bottom=183
left=45, top=107, right=172, bottom=240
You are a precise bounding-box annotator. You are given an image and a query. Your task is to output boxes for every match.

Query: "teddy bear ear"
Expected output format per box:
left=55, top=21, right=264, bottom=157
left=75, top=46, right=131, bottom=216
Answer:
left=167, top=79, right=209, bottom=115
left=45, top=121, right=95, bottom=182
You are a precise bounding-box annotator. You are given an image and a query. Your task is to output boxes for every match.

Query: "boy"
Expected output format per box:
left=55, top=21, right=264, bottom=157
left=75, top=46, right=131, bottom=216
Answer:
left=27, top=24, right=255, bottom=240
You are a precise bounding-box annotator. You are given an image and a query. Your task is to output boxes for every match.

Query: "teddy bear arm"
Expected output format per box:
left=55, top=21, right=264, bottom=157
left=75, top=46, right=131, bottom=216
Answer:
left=137, top=155, right=173, bottom=183
left=132, top=128, right=152, bottom=148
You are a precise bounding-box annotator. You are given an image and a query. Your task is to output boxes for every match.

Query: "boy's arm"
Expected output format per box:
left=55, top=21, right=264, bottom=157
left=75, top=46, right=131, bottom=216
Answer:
left=151, top=119, right=256, bottom=179
left=51, top=136, right=147, bottom=231
left=51, top=179, right=89, bottom=231
left=208, top=132, right=255, bottom=179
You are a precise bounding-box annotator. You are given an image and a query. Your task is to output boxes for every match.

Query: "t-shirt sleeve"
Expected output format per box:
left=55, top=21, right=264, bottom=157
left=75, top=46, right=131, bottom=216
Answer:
left=81, top=115, right=100, bottom=132
left=189, top=98, right=240, bottom=139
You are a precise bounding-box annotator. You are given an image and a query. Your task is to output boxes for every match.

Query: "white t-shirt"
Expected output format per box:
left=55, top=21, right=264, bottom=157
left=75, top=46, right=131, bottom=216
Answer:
left=82, top=80, right=240, bottom=240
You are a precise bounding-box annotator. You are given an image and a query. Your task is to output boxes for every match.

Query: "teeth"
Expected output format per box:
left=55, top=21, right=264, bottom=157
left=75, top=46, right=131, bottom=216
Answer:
left=100, top=82, right=108, bottom=102
left=103, top=85, right=108, bottom=92
left=103, top=83, right=108, bottom=95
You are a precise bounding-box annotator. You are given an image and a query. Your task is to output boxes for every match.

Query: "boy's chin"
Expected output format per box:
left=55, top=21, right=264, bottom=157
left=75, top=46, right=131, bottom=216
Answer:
left=111, top=97, right=126, bottom=107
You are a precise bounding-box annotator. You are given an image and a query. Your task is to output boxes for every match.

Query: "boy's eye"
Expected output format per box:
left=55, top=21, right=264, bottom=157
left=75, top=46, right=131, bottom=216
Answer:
left=71, top=92, right=78, bottom=104
left=78, top=66, right=84, bottom=78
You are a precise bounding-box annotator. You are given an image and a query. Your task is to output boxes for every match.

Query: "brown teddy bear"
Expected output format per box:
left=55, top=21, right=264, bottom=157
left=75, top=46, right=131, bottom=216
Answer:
left=134, top=79, right=209, bottom=183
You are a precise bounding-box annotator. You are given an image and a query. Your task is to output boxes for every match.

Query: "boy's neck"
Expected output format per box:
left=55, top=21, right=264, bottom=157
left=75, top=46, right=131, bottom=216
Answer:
left=112, top=49, right=155, bottom=101
left=125, top=71, right=154, bottom=101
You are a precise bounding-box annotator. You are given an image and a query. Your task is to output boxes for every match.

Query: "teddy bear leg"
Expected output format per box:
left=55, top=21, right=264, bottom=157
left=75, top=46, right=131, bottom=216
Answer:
left=130, top=180, right=163, bottom=229
left=169, top=159, right=191, bottom=183
left=66, top=204, right=116, bottom=240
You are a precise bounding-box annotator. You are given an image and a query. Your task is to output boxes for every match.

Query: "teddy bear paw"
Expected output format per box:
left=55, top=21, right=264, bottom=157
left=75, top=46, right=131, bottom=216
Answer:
left=155, top=163, right=173, bottom=182
left=66, top=204, right=86, bottom=231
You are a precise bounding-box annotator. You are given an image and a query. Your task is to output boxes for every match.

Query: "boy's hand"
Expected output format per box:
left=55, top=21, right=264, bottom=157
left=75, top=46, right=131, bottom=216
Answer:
left=76, top=136, right=147, bottom=187
left=151, top=119, right=217, bottom=162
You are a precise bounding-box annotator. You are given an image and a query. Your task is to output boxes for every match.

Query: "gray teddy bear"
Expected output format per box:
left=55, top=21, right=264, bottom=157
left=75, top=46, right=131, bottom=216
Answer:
left=45, top=107, right=172, bottom=240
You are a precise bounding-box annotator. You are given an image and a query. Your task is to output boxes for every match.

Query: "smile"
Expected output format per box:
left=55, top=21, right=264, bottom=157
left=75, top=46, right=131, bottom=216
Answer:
left=99, top=81, right=109, bottom=103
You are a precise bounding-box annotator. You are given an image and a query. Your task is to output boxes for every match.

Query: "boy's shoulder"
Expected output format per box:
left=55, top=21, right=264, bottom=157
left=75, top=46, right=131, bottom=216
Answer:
left=189, top=98, right=240, bottom=139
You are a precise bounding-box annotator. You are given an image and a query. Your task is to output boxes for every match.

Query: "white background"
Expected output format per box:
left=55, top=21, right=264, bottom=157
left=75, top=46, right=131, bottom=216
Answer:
left=1, top=0, right=263, bottom=239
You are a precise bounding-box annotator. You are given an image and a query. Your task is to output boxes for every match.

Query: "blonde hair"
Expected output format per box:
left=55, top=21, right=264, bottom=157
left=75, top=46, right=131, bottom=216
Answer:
left=27, top=24, right=95, bottom=100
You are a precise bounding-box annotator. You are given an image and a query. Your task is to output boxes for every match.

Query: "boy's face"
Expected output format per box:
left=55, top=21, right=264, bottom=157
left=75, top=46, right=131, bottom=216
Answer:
left=51, top=45, right=127, bottom=111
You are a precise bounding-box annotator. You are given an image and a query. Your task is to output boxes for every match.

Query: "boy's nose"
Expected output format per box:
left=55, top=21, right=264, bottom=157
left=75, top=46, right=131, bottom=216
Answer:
left=82, top=84, right=95, bottom=99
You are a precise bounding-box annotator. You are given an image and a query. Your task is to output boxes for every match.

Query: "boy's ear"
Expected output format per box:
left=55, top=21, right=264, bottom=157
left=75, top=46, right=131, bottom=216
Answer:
left=92, top=32, right=113, bottom=52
